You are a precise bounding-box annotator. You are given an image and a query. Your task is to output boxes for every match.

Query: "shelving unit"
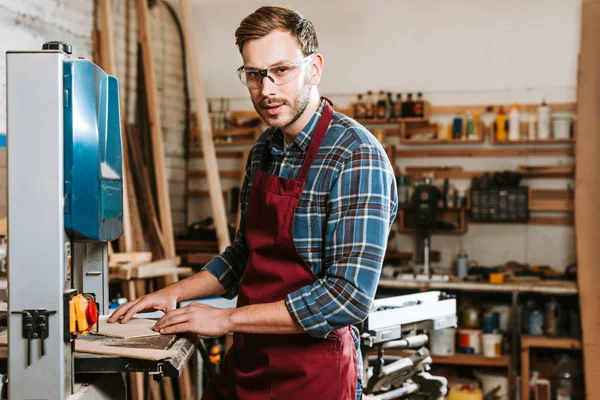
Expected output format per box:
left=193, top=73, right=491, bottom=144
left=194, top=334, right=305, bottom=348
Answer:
left=384, top=349, right=511, bottom=367
left=520, top=336, right=582, bottom=400
left=397, top=207, right=467, bottom=234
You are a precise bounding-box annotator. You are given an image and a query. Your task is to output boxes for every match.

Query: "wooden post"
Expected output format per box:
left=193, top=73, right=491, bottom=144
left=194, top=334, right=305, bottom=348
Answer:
left=98, top=0, right=144, bottom=252
left=576, top=1, right=600, bottom=397
left=178, top=0, right=231, bottom=253
left=137, top=0, right=177, bottom=258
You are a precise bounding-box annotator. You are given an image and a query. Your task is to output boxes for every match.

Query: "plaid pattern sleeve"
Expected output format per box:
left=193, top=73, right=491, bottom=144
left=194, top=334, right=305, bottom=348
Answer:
left=202, top=146, right=256, bottom=299
left=285, top=140, right=398, bottom=338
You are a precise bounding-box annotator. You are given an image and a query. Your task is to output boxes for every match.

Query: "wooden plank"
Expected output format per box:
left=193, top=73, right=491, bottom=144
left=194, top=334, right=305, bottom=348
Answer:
left=183, top=252, right=217, bottom=265
left=176, top=240, right=219, bottom=252
left=187, top=170, right=242, bottom=179
left=127, top=124, right=166, bottom=259
left=162, top=379, right=176, bottom=400
left=574, top=10, right=599, bottom=388
left=138, top=0, right=176, bottom=258
left=528, top=215, right=574, bottom=226
left=109, top=252, right=153, bottom=264
left=95, top=316, right=160, bottom=339
left=377, top=278, right=578, bottom=295
left=179, top=0, right=231, bottom=254
left=129, top=257, right=181, bottom=279
left=75, top=339, right=176, bottom=360
left=430, top=102, right=576, bottom=114
left=178, top=368, right=193, bottom=400
left=98, top=0, right=141, bottom=253
left=521, top=336, right=582, bottom=350
left=529, top=188, right=574, bottom=211
left=521, top=339, right=530, bottom=400
left=395, top=148, right=574, bottom=158
left=130, top=372, right=144, bottom=400
left=189, top=150, right=243, bottom=159
left=187, top=189, right=228, bottom=199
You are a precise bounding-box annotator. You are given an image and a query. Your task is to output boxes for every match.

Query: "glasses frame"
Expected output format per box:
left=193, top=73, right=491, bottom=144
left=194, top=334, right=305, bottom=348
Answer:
left=237, top=52, right=316, bottom=89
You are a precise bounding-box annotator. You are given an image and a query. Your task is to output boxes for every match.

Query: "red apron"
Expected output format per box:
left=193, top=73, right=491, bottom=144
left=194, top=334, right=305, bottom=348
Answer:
left=202, top=100, right=358, bottom=400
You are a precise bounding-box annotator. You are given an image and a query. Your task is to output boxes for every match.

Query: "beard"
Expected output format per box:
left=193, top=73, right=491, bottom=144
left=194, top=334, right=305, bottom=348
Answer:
left=252, top=81, right=312, bottom=129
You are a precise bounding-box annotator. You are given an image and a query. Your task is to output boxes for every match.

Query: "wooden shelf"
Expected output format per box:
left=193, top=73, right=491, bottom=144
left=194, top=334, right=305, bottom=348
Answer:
left=395, top=148, right=574, bottom=158
left=397, top=208, right=466, bottom=234
left=213, top=127, right=257, bottom=137
left=400, top=138, right=484, bottom=145
left=378, top=278, right=578, bottom=295
left=490, top=138, right=575, bottom=145
left=429, top=102, right=576, bottom=115
left=384, top=349, right=510, bottom=367
left=187, top=170, right=242, bottom=179
left=521, top=336, right=582, bottom=350
left=214, top=139, right=255, bottom=147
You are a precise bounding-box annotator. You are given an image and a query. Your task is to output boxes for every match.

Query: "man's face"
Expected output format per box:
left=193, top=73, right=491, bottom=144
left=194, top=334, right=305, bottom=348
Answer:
left=242, top=30, right=313, bottom=129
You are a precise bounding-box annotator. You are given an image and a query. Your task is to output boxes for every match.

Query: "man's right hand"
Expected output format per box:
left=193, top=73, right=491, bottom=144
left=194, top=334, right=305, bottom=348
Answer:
left=107, top=289, right=178, bottom=324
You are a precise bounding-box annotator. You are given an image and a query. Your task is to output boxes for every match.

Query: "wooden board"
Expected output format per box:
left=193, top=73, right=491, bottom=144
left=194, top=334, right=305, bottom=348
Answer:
left=395, top=148, right=574, bottom=158
left=95, top=316, right=160, bottom=339
left=179, top=0, right=231, bottom=254
left=576, top=2, right=600, bottom=397
left=75, top=339, right=176, bottom=360
left=138, top=0, right=176, bottom=258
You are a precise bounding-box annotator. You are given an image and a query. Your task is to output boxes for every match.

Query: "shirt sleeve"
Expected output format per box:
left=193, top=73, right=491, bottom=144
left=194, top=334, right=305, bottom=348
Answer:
left=285, top=144, right=398, bottom=338
left=202, top=146, right=255, bottom=299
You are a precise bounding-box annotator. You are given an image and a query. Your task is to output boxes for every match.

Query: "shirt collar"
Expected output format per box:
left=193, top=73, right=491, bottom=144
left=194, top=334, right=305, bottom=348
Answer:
left=267, top=98, right=327, bottom=155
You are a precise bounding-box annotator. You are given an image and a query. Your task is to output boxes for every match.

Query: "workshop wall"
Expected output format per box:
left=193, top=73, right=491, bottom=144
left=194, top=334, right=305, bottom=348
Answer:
left=0, top=0, right=188, bottom=233
left=0, top=0, right=94, bottom=220
left=187, top=0, right=580, bottom=272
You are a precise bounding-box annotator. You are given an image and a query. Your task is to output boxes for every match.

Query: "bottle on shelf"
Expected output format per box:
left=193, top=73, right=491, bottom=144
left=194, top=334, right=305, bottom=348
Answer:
left=386, top=92, right=394, bottom=121
left=376, top=90, right=387, bottom=119
left=403, top=93, right=414, bottom=118
left=452, top=116, right=463, bottom=139
left=508, top=104, right=520, bottom=141
left=365, top=91, right=375, bottom=119
left=465, top=110, right=474, bottom=139
left=471, top=111, right=481, bottom=140
left=354, top=94, right=367, bottom=120
left=397, top=174, right=410, bottom=206
left=413, top=92, right=425, bottom=118
left=528, top=115, right=537, bottom=140
left=552, top=355, right=581, bottom=400
left=495, top=106, right=508, bottom=142
left=537, top=99, right=551, bottom=140
left=224, top=98, right=232, bottom=130
left=392, top=93, right=403, bottom=120
left=545, top=297, right=562, bottom=337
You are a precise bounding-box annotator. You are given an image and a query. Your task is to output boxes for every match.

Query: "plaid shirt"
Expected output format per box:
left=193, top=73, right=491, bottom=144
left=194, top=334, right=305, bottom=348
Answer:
left=204, top=99, right=398, bottom=339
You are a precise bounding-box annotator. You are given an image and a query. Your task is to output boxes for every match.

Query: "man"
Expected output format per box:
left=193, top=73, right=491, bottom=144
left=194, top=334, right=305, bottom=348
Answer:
left=109, top=6, right=397, bottom=399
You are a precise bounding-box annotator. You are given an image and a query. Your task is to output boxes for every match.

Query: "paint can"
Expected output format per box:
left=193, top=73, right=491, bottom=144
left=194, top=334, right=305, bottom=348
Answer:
left=430, top=327, right=456, bottom=356
left=458, top=329, right=482, bottom=355
left=482, top=333, right=503, bottom=357
left=474, top=371, right=508, bottom=400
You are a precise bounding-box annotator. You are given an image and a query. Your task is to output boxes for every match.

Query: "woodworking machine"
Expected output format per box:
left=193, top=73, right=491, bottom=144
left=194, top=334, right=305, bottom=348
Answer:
left=4, top=41, right=194, bottom=400
left=360, top=291, right=457, bottom=399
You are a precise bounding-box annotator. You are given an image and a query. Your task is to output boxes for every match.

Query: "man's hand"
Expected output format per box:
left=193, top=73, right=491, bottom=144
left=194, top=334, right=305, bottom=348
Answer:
left=152, top=303, right=233, bottom=337
left=108, top=289, right=178, bottom=324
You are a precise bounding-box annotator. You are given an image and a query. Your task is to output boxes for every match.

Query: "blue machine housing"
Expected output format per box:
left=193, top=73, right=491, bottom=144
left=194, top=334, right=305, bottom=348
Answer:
left=63, top=59, right=123, bottom=242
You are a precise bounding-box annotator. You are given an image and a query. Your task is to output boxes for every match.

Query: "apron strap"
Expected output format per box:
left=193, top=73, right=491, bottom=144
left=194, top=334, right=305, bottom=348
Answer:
left=296, top=99, right=334, bottom=182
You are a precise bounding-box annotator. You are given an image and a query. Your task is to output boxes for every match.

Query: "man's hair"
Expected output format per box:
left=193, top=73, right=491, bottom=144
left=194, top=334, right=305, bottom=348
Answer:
left=235, top=6, right=318, bottom=56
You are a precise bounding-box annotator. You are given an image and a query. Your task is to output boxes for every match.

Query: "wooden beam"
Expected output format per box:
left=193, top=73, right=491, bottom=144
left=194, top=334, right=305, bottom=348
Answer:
left=98, top=0, right=144, bottom=252
left=395, top=148, right=574, bottom=158
left=189, top=150, right=244, bottom=159
left=576, top=2, right=600, bottom=397
left=187, top=170, right=242, bottom=179
left=137, top=0, right=176, bottom=258
left=179, top=0, right=231, bottom=253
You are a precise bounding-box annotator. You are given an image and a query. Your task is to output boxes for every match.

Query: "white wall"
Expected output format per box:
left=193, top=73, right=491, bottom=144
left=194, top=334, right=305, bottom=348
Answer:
left=189, top=0, right=580, bottom=272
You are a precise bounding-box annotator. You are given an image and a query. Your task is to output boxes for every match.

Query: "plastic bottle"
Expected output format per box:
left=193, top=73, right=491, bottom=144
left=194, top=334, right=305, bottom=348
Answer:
left=365, top=91, right=375, bottom=119
left=465, top=111, right=475, bottom=139
left=537, top=100, right=551, bottom=140
left=397, top=175, right=409, bottom=206
left=528, top=115, right=537, bottom=140
left=354, top=94, right=366, bottom=119
left=471, top=111, right=481, bottom=140
left=495, top=107, right=508, bottom=142
left=508, top=104, right=520, bottom=141
left=552, top=355, right=579, bottom=400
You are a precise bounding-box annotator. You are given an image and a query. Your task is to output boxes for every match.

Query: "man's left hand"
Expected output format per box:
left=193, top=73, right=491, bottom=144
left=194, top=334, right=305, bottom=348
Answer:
left=153, top=303, right=233, bottom=337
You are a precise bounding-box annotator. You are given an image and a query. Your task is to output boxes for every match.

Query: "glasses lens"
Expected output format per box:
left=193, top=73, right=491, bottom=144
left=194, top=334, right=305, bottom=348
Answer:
left=239, top=70, right=262, bottom=88
left=267, top=65, right=301, bottom=86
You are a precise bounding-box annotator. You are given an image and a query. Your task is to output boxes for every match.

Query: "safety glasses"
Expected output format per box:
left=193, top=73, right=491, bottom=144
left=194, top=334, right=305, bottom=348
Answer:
left=237, top=53, right=316, bottom=89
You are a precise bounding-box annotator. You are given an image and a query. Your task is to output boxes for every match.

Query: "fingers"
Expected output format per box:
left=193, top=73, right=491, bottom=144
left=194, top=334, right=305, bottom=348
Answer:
left=154, top=311, right=190, bottom=331
left=108, top=299, right=139, bottom=323
left=158, top=322, right=189, bottom=335
left=121, top=298, right=155, bottom=324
